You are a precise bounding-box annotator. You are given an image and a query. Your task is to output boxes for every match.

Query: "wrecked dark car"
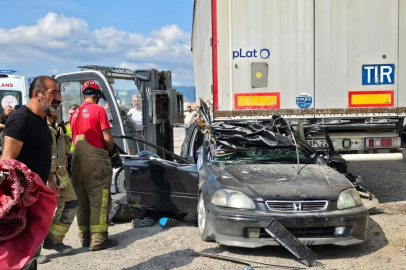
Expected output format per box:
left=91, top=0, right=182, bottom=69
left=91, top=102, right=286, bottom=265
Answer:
left=123, top=102, right=369, bottom=248
left=195, top=124, right=368, bottom=247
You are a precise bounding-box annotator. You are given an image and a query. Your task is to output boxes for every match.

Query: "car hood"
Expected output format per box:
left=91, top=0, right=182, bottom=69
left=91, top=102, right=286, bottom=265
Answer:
left=208, top=163, right=353, bottom=201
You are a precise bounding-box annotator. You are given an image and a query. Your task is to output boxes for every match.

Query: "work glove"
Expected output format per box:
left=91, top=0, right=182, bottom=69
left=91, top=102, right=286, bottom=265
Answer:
left=109, top=148, right=123, bottom=169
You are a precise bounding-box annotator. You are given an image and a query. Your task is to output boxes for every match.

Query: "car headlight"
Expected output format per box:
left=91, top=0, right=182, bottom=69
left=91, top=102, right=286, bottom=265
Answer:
left=337, top=188, right=362, bottom=209
left=211, top=189, right=255, bottom=209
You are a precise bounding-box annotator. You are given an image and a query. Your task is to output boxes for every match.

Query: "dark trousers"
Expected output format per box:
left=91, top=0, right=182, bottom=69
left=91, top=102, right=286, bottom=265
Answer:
left=67, top=155, right=73, bottom=178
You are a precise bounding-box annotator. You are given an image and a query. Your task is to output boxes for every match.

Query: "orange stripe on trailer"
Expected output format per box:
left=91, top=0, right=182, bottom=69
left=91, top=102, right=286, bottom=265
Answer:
left=234, top=93, right=280, bottom=109
left=348, top=91, right=394, bottom=108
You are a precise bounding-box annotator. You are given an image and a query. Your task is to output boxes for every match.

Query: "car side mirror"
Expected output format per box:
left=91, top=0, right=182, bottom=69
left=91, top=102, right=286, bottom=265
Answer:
left=327, top=155, right=348, bottom=175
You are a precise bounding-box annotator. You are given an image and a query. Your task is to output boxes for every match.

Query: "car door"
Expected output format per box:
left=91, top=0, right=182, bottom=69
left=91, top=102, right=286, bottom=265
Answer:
left=180, top=123, right=203, bottom=163
left=124, top=141, right=199, bottom=214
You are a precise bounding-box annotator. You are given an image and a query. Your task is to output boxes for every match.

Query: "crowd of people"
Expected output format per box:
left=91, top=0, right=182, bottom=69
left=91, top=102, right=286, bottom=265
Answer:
left=0, top=76, right=189, bottom=269
left=0, top=76, right=123, bottom=269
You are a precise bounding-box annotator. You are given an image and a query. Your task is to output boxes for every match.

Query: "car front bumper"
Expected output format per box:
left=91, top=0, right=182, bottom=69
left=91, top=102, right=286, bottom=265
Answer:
left=206, top=202, right=368, bottom=248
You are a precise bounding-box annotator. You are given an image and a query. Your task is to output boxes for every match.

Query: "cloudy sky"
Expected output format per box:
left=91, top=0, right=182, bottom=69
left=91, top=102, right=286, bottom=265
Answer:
left=0, top=0, right=194, bottom=86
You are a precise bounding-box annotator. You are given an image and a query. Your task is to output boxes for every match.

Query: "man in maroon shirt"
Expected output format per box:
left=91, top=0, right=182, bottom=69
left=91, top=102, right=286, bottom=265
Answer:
left=70, top=80, right=122, bottom=251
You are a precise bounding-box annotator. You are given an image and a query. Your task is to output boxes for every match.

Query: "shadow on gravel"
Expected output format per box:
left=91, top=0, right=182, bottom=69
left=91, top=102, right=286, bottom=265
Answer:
left=122, top=249, right=195, bottom=270
left=42, top=246, right=91, bottom=262
left=197, top=217, right=387, bottom=264
left=348, top=155, right=406, bottom=204
left=111, top=226, right=163, bottom=250
left=110, top=213, right=197, bottom=250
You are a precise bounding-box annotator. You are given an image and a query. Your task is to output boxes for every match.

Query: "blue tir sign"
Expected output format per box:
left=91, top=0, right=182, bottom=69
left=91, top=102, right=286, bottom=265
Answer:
left=362, top=64, right=395, bottom=85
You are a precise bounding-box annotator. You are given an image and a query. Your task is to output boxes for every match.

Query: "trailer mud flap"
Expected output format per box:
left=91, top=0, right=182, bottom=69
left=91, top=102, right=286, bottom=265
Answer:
left=265, top=219, right=318, bottom=267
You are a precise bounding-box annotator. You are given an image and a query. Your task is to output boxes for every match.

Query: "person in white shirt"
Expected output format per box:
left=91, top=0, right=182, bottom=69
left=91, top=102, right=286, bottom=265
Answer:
left=128, top=94, right=143, bottom=130
left=97, top=98, right=112, bottom=122
left=184, top=106, right=196, bottom=134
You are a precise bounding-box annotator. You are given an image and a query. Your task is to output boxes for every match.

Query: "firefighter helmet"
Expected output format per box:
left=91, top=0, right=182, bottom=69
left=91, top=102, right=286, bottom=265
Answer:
left=81, top=80, right=101, bottom=92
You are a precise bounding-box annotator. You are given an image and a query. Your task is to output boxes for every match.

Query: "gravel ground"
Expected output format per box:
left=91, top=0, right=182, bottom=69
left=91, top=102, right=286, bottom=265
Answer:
left=39, top=131, right=406, bottom=270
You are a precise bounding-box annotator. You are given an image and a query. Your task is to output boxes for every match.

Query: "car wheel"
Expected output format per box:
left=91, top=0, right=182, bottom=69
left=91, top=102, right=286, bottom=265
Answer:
left=116, top=168, right=126, bottom=193
left=197, top=193, right=211, bottom=241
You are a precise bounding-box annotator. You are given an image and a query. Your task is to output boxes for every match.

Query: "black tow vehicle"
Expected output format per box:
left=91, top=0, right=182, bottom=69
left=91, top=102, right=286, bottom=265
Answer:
left=56, top=65, right=184, bottom=194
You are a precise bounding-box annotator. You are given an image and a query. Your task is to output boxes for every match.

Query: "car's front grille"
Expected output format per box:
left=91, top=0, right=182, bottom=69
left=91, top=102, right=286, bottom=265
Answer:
left=265, top=200, right=328, bottom=212
left=259, top=226, right=336, bottom=238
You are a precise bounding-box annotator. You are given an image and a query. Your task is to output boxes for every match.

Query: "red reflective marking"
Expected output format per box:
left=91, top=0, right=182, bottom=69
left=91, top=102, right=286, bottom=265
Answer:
left=348, top=90, right=394, bottom=107
left=234, top=92, right=280, bottom=109
left=381, top=138, right=392, bottom=147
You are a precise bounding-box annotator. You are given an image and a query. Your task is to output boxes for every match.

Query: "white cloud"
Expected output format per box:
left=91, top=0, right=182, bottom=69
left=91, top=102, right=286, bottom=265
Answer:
left=92, top=27, right=145, bottom=52
left=0, top=12, right=194, bottom=85
left=151, top=24, right=190, bottom=44
left=119, top=61, right=157, bottom=70
left=0, top=12, right=88, bottom=49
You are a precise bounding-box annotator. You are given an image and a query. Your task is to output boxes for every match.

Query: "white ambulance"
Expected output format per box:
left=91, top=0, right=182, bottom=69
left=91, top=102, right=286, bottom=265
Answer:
left=0, top=70, right=30, bottom=114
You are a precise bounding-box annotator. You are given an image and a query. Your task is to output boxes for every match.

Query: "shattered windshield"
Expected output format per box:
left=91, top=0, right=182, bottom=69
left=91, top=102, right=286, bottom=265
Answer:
left=210, top=147, right=322, bottom=165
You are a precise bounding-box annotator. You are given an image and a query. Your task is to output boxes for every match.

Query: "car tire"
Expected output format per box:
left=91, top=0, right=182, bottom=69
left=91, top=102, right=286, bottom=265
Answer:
left=197, top=193, right=211, bottom=241
left=116, top=168, right=126, bottom=193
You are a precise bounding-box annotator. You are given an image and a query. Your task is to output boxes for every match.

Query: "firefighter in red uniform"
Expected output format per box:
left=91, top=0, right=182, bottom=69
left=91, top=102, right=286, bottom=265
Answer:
left=69, top=80, right=122, bottom=251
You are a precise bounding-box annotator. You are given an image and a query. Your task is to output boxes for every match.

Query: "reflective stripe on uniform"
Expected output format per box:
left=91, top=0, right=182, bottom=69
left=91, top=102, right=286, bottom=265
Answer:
left=99, top=189, right=109, bottom=225
left=59, top=173, right=71, bottom=186
left=78, top=225, right=90, bottom=233
left=90, top=224, right=108, bottom=233
left=49, top=223, right=69, bottom=236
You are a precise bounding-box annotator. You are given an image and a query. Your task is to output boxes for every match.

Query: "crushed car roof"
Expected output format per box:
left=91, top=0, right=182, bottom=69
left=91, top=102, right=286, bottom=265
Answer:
left=196, top=99, right=316, bottom=157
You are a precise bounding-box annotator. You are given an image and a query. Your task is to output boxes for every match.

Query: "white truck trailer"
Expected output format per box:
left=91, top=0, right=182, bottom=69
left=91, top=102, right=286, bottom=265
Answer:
left=192, top=0, right=406, bottom=160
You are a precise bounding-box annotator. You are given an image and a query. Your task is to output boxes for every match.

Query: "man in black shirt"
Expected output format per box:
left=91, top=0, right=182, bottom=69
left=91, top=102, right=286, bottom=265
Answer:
left=2, top=76, right=60, bottom=187
left=1, top=75, right=61, bottom=270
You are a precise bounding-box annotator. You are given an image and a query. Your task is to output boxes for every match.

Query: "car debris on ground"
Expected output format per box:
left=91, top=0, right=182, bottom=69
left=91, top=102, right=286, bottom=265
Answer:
left=196, top=251, right=306, bottom=270
left=265, top=219, right=318, bottom=267
left=132, top=218, right=155, bottom=228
